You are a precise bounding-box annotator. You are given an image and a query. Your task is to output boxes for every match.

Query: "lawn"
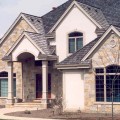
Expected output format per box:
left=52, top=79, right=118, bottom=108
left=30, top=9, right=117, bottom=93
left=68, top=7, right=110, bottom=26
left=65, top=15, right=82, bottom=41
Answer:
left=5, top=108, right=120, bottom=120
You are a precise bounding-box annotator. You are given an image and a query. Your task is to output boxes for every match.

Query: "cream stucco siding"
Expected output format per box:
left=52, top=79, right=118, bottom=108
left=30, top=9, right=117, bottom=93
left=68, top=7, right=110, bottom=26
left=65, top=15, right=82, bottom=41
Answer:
left=12, top=37, right=40, bottom=61
left=63, top=70, right=84, bottom=111
left=54, top=6, right=97, bottom=62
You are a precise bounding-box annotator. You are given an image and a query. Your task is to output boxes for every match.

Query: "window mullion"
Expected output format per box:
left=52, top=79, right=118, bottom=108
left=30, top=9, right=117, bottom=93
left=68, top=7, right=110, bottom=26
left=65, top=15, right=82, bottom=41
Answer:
left=104, top=67, right=106, bottom=102
left=75, top=38, right=77, bottom=51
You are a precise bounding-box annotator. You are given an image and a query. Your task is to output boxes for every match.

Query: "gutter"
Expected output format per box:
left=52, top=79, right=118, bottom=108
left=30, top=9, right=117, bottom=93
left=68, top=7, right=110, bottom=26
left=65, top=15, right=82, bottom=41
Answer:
left=56, top=63, right=91, bottom=70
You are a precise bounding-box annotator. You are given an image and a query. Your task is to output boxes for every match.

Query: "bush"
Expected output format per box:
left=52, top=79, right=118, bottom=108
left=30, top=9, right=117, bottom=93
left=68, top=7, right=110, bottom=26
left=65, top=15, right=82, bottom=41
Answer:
left=24, top=110, right=31, bottom=114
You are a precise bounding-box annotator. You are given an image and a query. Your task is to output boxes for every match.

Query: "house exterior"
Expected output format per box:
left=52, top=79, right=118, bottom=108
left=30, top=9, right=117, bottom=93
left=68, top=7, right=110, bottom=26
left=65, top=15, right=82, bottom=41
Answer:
left=0, top=0, right=120, bottom=112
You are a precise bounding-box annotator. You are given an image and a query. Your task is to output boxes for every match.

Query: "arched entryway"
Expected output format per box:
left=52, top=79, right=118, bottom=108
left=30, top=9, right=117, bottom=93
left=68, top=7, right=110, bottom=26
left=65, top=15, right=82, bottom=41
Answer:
left=17, top=52, right=51, bottom=102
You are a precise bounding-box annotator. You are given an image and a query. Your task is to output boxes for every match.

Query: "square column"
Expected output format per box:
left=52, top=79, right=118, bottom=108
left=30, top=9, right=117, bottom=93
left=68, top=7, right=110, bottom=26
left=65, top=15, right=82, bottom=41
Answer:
left=42, top=61, right=48, bottom=106
left=7, top=62, right=14, bottom=105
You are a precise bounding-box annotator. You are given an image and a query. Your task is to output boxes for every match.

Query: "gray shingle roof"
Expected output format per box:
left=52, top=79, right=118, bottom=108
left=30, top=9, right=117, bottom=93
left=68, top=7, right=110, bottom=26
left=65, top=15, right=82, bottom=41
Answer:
left=22, top=0, right=120, bottom=35
left=58, top=37, right=99, bottom=65
left=22, top=13, right=45, bottom=34
left=25, top=32, right=50, bottom=55
left=78, top=2, right=109, bottom=29
left=41, top=0, right=72, bottom=33
left=20, top=0, right=120, bottom=60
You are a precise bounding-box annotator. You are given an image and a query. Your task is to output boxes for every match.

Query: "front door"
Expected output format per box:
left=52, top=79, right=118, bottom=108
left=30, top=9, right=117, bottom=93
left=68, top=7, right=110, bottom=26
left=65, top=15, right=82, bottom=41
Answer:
left=36, top=74, right=42, bottom=98
left=36, top=74, right=51, bottom=99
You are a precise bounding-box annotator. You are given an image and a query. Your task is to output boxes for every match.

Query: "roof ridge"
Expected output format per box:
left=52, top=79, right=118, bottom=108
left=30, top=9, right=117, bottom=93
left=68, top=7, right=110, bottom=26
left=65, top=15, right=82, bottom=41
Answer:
left=22, top=12, right=41, bottom=18
left=77, top=1, right=101, bottom=10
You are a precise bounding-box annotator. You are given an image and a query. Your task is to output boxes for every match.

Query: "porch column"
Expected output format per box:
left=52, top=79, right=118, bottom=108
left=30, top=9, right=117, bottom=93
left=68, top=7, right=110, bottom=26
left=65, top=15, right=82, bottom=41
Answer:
left=42, top=61, right=48, bottom=105
left=7, top=62, right=14, bottom=105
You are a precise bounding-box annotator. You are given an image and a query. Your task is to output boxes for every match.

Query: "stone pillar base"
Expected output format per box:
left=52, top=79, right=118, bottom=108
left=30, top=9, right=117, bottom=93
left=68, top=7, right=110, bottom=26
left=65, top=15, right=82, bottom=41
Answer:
left=6, top=99, right=14, bottom=106
left=41, top=99, right=49, bottom=109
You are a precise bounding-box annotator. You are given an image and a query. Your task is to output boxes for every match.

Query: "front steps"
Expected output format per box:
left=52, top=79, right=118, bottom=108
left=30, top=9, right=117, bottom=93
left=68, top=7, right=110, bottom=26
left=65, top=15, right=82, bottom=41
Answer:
left=14, top=101, right=47, bottom=109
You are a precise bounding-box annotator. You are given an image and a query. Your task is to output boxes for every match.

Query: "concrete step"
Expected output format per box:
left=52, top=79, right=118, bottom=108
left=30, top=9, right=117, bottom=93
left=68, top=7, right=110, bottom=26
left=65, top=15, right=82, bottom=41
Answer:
left=33, top=99, right=42, bottom=103
left=14, top=102, right=46, bottom=108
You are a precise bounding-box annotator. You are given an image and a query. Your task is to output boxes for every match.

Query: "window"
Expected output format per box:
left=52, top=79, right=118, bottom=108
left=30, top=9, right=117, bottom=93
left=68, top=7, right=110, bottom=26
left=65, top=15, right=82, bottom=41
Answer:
left=95, top=65, right=120, bottom=102
left=68, top=32, right=83, bottom=53
left=0, top=72, right=16, bottom=97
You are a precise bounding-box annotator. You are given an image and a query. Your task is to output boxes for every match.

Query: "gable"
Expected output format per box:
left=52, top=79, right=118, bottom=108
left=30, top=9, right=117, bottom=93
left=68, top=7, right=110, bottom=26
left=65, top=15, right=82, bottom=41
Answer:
left=0, top=18, right=35, bottom=59
left=50, top=1, right=102, bottom=33
left=82, top=26, right=120, bottom=61
left=55, top=4, right=98, bottom=62
left=91, top=33, right=120, bottom=67
left=11, top=36, right=40, bottom=61
left=56, top=4, right=98, bottom=45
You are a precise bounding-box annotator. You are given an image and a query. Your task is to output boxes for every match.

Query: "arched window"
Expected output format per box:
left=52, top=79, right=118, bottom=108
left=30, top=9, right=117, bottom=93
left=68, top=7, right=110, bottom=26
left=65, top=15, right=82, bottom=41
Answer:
left=106, top=65, right=120, bottom=73
left=95, top=65, right=120, bottom=102
left=68, top=32, right=83, bottom=53
left=0, top=71, right=16, bottom=97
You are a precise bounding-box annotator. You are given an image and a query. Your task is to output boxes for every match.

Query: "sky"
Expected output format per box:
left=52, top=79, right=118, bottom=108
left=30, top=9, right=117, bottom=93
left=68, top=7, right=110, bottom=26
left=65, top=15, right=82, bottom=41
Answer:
left=0, top=0, right=68, bottom=38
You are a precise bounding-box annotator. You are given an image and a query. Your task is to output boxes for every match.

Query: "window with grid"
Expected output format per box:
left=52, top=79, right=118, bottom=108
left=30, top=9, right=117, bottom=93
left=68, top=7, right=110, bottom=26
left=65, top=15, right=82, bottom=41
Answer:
left=0, top=72, right=16, bottom=97
left=95, top=65, right=120, bottom=102
left=68, top=32, right=83, bottom=53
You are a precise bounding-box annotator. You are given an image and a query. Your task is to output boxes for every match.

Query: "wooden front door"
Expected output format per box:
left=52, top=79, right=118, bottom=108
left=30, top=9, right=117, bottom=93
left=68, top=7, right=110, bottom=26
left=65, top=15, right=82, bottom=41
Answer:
left=36, top=74, right=42, bottom=98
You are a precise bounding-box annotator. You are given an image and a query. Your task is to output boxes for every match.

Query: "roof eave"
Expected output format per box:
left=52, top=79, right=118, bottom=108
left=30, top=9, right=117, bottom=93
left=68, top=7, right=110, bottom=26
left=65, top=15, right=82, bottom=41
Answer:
left=56, top=63, right=91, bottom=70
left=38, top=54, right=58, bottom=61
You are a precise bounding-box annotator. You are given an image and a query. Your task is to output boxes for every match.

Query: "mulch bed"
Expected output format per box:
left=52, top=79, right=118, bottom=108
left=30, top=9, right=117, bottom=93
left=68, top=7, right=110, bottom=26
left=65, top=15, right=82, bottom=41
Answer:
left=5, top=108, right=120, bottom=120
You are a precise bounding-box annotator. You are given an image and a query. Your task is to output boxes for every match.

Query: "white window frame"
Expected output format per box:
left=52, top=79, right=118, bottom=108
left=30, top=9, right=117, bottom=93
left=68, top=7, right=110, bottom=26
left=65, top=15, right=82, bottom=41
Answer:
left=0, top=72, right=16, bottom=98
left=68, top=34, right=83, bottom=53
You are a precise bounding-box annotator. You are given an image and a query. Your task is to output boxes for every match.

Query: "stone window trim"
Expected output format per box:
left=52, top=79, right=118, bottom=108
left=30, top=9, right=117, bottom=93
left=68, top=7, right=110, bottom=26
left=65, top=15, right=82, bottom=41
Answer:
left=95, top=65, right=120, bottom=103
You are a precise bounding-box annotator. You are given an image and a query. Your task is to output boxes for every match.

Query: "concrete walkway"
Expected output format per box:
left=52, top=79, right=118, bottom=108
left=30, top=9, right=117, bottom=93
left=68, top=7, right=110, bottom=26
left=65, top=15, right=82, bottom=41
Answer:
left=0, top=107, right=54, bottom=120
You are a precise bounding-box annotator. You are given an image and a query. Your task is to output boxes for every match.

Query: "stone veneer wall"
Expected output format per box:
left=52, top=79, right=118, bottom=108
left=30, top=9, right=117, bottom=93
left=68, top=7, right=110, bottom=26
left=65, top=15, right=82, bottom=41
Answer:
left=0, top=19, right=35, bottom=105
left=84, top=33, right=120, bottom=113
left=22, top=59, right=62, bottom=102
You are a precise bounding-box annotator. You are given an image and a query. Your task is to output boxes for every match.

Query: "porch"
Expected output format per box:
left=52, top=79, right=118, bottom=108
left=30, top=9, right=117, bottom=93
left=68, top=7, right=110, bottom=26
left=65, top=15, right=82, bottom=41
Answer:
left=1, top=34, right=62, bottom=108
left=3, top=52, right=59, bottom=108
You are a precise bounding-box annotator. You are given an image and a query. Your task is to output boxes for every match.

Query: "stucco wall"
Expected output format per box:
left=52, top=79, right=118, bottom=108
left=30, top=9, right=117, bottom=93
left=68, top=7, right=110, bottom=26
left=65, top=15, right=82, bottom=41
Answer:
left=54, top=6, right=97, bottom=62
left=12, top=37, right=40, bottom=61
left=63, top=70, right=84, bottom=111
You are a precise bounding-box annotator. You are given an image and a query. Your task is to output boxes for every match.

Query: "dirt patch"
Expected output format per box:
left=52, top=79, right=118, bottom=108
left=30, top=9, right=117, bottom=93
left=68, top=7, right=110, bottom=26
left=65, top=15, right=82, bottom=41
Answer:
left=5, top=109, right=120, bottom=120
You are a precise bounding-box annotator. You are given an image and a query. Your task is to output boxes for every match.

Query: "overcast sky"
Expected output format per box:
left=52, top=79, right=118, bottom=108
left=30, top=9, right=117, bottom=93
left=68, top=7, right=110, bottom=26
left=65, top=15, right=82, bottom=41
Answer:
left=0, top=0, right=68, bottom=38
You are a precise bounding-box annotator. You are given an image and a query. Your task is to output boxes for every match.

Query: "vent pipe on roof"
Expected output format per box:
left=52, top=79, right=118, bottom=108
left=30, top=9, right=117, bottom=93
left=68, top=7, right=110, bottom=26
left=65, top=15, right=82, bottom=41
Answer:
left=52, top=7, right=56, bottom=10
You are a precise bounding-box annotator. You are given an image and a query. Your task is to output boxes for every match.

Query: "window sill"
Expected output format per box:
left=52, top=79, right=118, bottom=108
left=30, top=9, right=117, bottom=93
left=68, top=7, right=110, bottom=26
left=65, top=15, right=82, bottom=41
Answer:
left=0, top=97, right=17, bottom=99
left=0, top=97, right=7, bottom=99
left=94, top=102, right=120, bottom=105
